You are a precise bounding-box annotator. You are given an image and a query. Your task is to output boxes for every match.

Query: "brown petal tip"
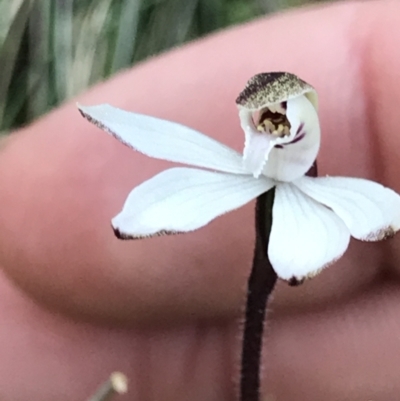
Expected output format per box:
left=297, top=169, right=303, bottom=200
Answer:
left=113, top=226, right=136, bottom=240
left=287, top=276, right=305, bottom=286
left=112, top=225, right=183, bottom=240
left=364, top=226, right=397, bottom=241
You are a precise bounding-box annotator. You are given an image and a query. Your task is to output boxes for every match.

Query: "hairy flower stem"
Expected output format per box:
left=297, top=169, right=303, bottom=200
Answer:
left=240, top=188, right=277, bottom=401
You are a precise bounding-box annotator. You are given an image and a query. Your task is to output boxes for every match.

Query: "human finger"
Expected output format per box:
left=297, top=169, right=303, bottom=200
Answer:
left=0, top=0, right=399, bottom=323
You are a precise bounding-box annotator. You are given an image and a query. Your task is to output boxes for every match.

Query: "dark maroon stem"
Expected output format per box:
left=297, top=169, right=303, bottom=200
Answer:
left=240, top=161, right=318, bottom=401
left=240, top=188, right=277, bottom=401
left=239, top=160, right=318, bottom=401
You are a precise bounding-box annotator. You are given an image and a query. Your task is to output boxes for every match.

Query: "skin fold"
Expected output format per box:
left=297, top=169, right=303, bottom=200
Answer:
left=0, top=1, right=400, bottom=400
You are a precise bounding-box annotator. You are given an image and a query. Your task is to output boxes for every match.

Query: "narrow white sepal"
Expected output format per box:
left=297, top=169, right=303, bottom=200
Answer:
left=294, top=176, right=400, bottom=241
left=268, top=183, right=350, bottom=281
left=78, top=104, right=247, bottom=175
left=243, top=131, right=274, bottom=178
left=239, top=109, right=284, bottom=178
left=112, top=167, right=275, bottom=238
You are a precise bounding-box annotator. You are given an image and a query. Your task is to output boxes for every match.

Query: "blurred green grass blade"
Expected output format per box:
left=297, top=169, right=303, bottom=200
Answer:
left=0, top=0, right=26, bottom=45
left=0, top=0, right=34, bottom=129
left=171, top=0, right=199, bottom=44
left=110, top=0, right=141, bottom=73
left=225, top=0, right=259, bottom=24
left=53, top=0, right=73, bottom=101
left=2, top=63, right=44, bottom=130
left=28, top=1, right=51, bottom=120
left=196, top=0, right=224, bottom=33
left=72, top=0, right=113, bottom=96
left=135, top=0, right=199, bottom=60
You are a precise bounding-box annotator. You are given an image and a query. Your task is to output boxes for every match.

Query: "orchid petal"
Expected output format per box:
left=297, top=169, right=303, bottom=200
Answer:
left=294, top=176, right=400, bottom=241
left=79, top=104, right=247, bottom=174
left=268, top=183, right=350, bottom=283
left=262, top=95, right=320, bottom=182
left=112, top=167, right=274, bottom=239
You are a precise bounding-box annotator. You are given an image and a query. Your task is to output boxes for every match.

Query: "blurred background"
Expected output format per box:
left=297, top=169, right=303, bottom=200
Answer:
left=0, top=0, right=326, bottom=134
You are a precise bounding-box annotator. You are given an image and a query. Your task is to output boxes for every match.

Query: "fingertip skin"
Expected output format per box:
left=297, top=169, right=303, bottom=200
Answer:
left=0, top=1, right=400, bottom=324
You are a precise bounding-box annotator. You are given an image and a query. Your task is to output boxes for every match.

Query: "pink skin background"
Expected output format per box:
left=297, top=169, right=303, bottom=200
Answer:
left=0, top=1, right=400, bottom=400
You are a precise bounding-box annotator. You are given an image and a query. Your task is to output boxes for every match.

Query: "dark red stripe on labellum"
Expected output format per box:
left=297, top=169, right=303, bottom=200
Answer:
left=274, top=122, right=305, bottom=149
left=296, top=122, right=304, bottom=136
left=287, top=131, right=305, bottom=145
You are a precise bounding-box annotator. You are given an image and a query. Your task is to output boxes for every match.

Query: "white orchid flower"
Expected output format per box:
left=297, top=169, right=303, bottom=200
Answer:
left=79, top=72, right=400, bottom=284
